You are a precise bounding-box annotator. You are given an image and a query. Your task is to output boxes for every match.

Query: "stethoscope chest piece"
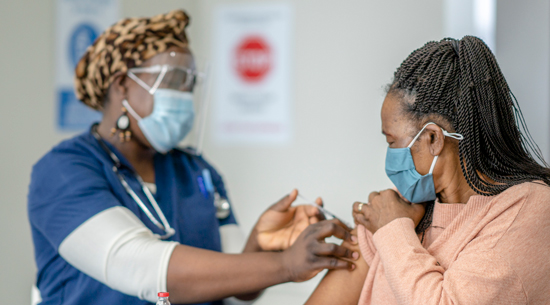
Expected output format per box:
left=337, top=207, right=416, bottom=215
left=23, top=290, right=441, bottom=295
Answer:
left=214, top=192, right=231, bottom=219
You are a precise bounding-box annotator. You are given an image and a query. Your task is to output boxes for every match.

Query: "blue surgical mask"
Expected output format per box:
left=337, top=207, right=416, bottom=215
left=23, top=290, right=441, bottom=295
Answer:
left=124, top=89, right=195, bottom=153
left=385, top=122, right=463, bottom=203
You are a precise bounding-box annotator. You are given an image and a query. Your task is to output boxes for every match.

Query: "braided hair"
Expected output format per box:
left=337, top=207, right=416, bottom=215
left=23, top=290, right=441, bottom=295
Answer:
left=388, top=36, right=550, bottom=233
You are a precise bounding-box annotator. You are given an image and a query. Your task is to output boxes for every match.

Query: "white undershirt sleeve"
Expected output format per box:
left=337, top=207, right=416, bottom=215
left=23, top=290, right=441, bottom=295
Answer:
left=58, top=206, right=178, bottom=303
left=59, top=205, right=261, bottom=304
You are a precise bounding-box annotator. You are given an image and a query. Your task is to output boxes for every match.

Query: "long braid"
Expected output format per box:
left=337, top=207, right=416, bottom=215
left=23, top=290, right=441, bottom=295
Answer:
left=389, top=36, right=550, bottom=232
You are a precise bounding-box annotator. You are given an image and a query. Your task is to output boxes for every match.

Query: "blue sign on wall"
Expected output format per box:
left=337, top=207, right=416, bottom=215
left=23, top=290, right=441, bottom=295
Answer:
left=55, top=0, right=119, bottom=131
left=69, top=23, right=98, bottom=68
left=58, top=88, right=102, bottom=131
left=57, top=23, right=102, bottom=130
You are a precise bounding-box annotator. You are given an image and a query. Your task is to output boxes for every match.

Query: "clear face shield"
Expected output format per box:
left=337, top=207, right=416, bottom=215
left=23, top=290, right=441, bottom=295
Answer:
left=126, top=51, right=211, bottom=155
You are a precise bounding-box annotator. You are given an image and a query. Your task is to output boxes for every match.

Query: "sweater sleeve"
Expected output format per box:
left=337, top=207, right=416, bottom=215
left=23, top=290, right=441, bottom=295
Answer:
left=372, top=218, right=527, bottom=305
left=357, top=224, right=377, bottom=266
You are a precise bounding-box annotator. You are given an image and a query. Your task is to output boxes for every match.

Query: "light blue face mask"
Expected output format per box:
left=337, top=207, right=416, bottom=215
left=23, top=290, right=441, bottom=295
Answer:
left=123, top=89, right=195, bottom=153
left=385, top=122, right=463, bottom=203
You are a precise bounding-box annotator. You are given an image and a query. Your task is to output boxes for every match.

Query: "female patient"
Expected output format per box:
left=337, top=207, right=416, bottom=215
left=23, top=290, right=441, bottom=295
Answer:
left=307, top=36, right=550, bottom=304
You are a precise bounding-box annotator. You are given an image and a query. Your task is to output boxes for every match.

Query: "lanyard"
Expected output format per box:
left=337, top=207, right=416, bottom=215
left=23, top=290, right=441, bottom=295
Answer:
left=92, top=127, right=175, bottom=239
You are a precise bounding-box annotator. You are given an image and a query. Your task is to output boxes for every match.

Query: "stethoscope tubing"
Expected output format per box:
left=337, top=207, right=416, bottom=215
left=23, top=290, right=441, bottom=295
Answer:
left=92, top=126, right=175, bottom=239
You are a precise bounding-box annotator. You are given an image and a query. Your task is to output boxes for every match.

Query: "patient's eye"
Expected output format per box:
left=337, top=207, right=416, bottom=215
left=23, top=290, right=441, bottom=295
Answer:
left=383, top=130, right=393, bottom=144
left=385, top=136, right=394, bottom=147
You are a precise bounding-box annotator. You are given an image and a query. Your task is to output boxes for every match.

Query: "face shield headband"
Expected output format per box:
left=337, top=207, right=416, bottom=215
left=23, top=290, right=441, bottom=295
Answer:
left=127, top=64, right=205, bottom=95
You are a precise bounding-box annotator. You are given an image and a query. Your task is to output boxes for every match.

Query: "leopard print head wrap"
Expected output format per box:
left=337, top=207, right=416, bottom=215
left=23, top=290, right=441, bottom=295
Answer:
left=74, top=9, right=190, bottom=110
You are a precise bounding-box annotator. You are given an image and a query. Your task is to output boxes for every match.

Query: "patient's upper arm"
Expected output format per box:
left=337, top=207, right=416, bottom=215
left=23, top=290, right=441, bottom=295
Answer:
left=305, top=230, right=369, bottom=305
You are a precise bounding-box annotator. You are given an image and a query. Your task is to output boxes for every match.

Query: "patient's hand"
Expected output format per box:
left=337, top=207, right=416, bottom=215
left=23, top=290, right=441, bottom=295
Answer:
left=254, top=189, right=325, bottom=251
left=352, top=189, right=425, bottom=234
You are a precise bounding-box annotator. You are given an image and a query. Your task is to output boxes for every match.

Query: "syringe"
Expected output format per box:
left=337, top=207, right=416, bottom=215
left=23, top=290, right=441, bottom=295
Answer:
left=297, top=194, right=353, bottom=229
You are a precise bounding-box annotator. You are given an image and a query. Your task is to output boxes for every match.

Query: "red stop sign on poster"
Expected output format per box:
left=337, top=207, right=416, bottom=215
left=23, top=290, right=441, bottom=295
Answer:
left=234, top=36, right=271, bottom=83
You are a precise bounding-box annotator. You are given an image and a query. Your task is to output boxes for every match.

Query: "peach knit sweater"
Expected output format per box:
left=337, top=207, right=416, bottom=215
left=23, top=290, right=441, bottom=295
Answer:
left=357, top=182, right=550, bottom=304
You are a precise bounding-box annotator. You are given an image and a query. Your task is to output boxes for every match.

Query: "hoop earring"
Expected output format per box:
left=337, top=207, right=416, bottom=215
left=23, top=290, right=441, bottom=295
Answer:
left=111, top=103, right=132, bottom=143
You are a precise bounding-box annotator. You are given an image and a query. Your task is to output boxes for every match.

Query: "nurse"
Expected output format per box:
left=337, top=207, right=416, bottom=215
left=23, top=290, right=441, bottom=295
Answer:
left=28, top=10, right=357, bottom=305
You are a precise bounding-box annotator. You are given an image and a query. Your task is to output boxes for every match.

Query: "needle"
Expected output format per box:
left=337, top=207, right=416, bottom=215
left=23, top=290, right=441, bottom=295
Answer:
left=297, top=194, right=353, bottom=228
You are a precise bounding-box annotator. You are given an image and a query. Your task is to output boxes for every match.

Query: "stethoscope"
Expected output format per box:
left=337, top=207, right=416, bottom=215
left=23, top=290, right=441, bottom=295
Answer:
left=92, top=126, right=231, bottom=240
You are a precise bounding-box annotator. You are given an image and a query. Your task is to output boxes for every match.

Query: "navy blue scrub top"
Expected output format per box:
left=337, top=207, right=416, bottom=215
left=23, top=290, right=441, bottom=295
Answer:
left=28, top=126, right=237, bottom=305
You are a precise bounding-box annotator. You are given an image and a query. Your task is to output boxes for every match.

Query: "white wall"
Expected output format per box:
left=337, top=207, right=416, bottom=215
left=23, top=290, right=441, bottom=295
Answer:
left=443, top=0, right=497, bottom=52
left=1, top=0, right=442, bottom=303
left=1, top=1, right=58, bottom=302
left=495, top=0, right=550, bottom=161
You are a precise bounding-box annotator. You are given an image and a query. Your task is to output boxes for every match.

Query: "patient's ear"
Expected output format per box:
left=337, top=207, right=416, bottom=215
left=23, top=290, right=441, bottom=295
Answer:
left=425, top=125, right=445, bottom=156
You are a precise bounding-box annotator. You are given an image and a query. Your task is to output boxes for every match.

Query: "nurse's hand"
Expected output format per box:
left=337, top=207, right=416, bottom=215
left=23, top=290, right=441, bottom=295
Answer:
left=281, top=219, right=359, bottom=282
left=254, top=189, right=324, bottom=251
left=352, top=189, right=425, bottom=234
